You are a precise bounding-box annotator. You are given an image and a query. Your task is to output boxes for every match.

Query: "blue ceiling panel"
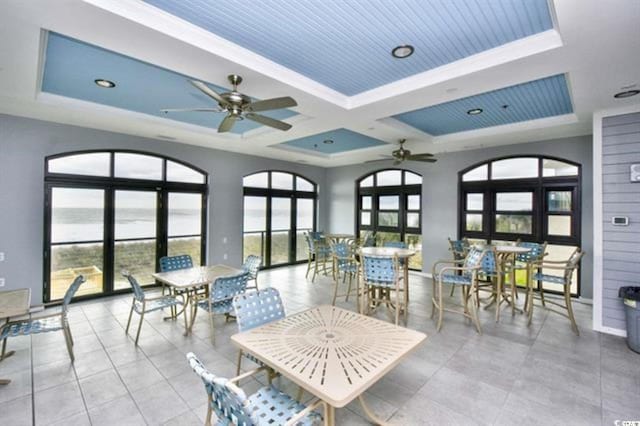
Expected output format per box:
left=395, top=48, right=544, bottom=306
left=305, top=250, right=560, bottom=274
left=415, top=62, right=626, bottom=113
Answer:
left=279, top=129, right=387, bottom=154
left=41, top=32, right=297, bottom=134
left=393, top=74, right=573, bottom=135
left=143, top=0, right=553, bottom=95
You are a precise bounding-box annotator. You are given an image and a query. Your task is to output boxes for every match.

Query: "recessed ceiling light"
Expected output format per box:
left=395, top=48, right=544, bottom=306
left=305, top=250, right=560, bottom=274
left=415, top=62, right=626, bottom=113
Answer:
left=614, top=90, right=640, bottom=99
left=467, top=108, right=483, bottom=115
left=323, top=139, right=334, bottom=144
left=501, top=104, right=509, bottom=109
left=391, top=45, right=414, bottom=59
left=94, top=79, right=116, bottom=88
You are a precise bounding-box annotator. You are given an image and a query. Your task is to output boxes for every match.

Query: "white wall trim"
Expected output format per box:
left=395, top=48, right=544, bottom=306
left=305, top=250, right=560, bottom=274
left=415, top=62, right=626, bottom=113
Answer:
left=592, top=102, right=640, bottom=337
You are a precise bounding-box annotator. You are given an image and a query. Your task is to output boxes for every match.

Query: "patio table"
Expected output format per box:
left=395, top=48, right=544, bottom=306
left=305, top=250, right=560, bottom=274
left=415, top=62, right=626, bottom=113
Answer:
left=152, top=265, right=241, bottom=335
left=0, top=288, right=31, bottom=385
left=231, top=305, right=426, bottom=425
left=486, top=245, right=532, bottom=320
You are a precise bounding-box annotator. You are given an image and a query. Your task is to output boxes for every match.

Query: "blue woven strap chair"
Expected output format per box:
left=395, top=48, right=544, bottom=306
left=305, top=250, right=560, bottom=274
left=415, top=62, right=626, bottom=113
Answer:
left=122, top=271, right=185, bottom=345
left=304, top=232, right=331, bottom=282
left=447, top=237, right=470, bottom=296
left=232, top=288, right=285, bottom=378
left=1, top=275, right=85, bottom=362
left=361, top=254, right=405, bottom=325
left=361, top=232, right=376, bottom=248
left=192, top=271, right=249, bottom=343
left=242, top=255, right=262, bottom=290
left=383, top=241, right=407, bottom=267
left=187, top=352, right=325, bottom=426
left=159, top=254, right=194, bottom=318
left=431, top=247, right=485, bottom=333
left=529, top=248, right=585, bottom=334
left=331, top=242, right=359, bottom=305
left=512, top=241, right=547, bottom=308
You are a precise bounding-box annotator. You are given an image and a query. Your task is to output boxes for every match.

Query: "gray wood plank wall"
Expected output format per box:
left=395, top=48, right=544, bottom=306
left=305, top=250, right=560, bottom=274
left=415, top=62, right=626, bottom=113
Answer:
left=602, top=112, right=640, bottom=330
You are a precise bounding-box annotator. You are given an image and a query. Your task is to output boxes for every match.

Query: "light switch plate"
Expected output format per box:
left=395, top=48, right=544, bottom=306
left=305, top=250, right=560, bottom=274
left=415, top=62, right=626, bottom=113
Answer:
left=0, top=252, right=4, bottom=262
left=0, top=278, right=5, bottom=287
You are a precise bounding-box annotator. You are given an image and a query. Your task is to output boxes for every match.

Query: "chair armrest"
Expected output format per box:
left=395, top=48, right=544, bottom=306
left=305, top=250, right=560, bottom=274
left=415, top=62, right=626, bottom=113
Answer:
left=285, top=399, right=327, bottom=426
left=431, top=259, right=465, bottom=277
left=437, top=265, right=480, bottom=278
left=530, top=263, right=574, bottom=271
left=228, top=366, right=269, bottom=384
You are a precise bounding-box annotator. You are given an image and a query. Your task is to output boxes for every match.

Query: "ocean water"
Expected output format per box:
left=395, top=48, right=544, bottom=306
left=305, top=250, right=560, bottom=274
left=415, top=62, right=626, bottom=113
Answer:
left=51, top=207, right=296, bottom=242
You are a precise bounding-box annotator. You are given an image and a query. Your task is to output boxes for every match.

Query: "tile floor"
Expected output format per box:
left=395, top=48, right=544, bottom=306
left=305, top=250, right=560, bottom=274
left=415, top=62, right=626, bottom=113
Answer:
left=1, top=265, right=639, bottom=425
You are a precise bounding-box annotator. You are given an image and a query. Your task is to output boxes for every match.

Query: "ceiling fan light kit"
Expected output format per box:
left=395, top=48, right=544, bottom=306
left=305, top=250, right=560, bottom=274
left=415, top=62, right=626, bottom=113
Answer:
left=161, top=74, right=297, bottom=133
left=367, top=139, right=437, bottom=164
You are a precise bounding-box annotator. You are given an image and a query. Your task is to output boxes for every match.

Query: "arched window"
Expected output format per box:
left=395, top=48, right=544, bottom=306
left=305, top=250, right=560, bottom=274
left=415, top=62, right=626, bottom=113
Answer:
left=243, top=171, right=317, bottom=268
left=44, top=150, right=208, bottom=301
left=357, top=169, right=423, bottom=270
left=459, top=155, right=581, bottom=295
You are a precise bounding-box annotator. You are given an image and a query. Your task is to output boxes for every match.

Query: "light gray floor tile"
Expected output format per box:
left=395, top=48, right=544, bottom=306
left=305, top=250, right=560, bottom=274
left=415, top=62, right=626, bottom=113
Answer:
left=163, top=409, right=203, bottom=426
left=131, top=380, right=190, bottom=424
left=390, top=396, right=481, bottom=426
left=88, top=394, right=146, bottom=426
left=34, top=381, right=85, bottom=425
left=0, top=394, right=32, bottom=426
left=47, top=409, right=92, bottom=426
left=78, top=368, right=128, bottom=408
left=71, top=348, right=113, bottom=379
left=0, top=367, right=31, bottom=403
left=33, top=359, right=76, bottom=392
left=117, top=358, right=165, bottom=392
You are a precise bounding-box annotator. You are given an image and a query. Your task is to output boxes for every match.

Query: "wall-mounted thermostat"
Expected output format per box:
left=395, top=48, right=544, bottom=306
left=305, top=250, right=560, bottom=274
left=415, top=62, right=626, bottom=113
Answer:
left=612, top=216, right=629, bottom=226
left=630, top=164, right=640, bottom=182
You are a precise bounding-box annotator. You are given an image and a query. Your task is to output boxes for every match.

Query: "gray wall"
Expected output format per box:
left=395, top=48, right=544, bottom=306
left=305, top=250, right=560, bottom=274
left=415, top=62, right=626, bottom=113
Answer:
left=326, top=135, right=594, bottom=299
left=601, top=112, right=640, bottom=329
left=0, top=114, right=327, bottom=303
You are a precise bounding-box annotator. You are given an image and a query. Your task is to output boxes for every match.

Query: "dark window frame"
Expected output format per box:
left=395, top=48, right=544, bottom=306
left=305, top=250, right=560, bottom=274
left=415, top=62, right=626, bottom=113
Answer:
left=458, top=155, right=582, bottom=295
left=242, top=170, right=318, bottom=269
left=356, top=169, right=423, bottom=270
left=44, top=149, right=208, bottom=303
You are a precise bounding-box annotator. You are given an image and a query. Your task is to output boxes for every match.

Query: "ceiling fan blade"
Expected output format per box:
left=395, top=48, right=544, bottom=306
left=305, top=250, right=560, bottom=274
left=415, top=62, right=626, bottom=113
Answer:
left=408, top=157, right=438, bottom=163
left=247, top=96, right=297, bottom=112
left=218, top=115, right=237, bottom=133
left=160, top=107, right=221, bottom=113
left=393, top=159, right=403, bottom=166
left=190, top=80, right=229, bottom=106
left=245, top=113, right=292, bottom=131
left=407, top=154, right=436, bottom=160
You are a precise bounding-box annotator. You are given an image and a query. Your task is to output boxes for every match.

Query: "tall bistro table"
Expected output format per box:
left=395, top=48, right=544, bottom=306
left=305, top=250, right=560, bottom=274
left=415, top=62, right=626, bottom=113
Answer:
left=231, top=305, right=426, bottom=425
left=0, top=288, right=31, bottom=385
left=487, top=245, right=532, bottom=321
left=151, top=265, right=241, bottom=335
left=359, top=246, right=416, bottom=308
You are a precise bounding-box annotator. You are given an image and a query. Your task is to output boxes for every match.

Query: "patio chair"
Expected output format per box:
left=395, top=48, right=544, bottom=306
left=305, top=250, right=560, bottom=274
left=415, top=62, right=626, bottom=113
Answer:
left=447, top=238, right=470, bottom=296
left=242, top=255, right=262, bottom=290
left=187, top=352, right=325, bottom=426
left=304, top=232, right=331, bottom=282
left=361, top=254, right=405, bottom=325
left=513, top=241, right=547, bottom=309
left=1, top=275, right=85, bottom=362
left=232, top=288, right=285, bottom=377
left=122, top=271, right=186, bottom=345
left=362, top=232, right=376, bottom=248
left=159, top=254, right=194, bottom=317
left=530, top=248, right=585, bottom=334
left=331, top=242, right=359, bottom=305
left=431, top=247, right=485, bottom=333
left=192, top=271, right=249, bottom=343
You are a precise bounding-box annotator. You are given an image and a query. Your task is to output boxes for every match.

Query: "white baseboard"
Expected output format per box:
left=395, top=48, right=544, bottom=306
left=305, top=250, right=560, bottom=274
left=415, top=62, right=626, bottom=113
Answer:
left=410, top=271, right=432, bottom=279
left=594, top=324, right=627, bottom=337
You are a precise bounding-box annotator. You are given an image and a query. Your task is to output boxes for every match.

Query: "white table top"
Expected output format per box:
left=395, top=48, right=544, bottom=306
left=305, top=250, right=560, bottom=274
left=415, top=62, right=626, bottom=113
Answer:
left=231, top=305, right=426, bottom=407
left=0, top=289, right=31, bottom=320
left=359, top=247, right=417, bottom=258
left=492, top=245, right=531, bottom=254
left=151, top=265, right=242, bottom=289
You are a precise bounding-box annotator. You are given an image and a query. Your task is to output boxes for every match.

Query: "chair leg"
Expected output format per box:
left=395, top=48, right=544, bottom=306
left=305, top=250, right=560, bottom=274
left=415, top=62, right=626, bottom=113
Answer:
left=565, top=285, right=579, bottom=335
left=67, top=325, right=74, bottom=346
left=205, top=394, right=213, bottom=426
left=236, top=350, right=243, bottom=376
left=345, top=273, right=353, bottom=302
left=394, top=287, right=400, bottom=326
left=538, top=281, right=547, bottom=307
left=63, top=326, right=75, bottom=362
left=495, top=276, right=502, bottom=322
left=430, top=276, right=437, bottom=319
left=469, top=290, right=483, bottom=334
left=296, top=386, right=304, bottom=402
left=331, top=280, right=339, bottom=306
left=449, top=285, right=456, bottom=297
left=305, top=256, right=312, bottom=278
left=1, top=336, right=8, bottom=359
left=436, top=281, right=444, bottom=332
left=312, top=256, right=318, bottom=282
left=134, top=311, right=145, bottom=345
left=125, top=299, right=135, bottom=334
left=209, top=312, right=215, bottom=344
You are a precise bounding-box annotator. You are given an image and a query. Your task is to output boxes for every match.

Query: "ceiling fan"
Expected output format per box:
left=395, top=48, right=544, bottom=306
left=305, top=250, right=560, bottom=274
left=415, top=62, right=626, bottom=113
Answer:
left=367, top=139, right=437, bottom=165
left=161, top=74, right=297, bottom=133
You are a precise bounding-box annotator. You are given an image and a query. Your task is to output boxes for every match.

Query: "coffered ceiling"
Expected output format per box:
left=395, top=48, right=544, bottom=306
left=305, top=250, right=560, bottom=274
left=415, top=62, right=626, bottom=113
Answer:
left=0, top=0, right=639, bottom=167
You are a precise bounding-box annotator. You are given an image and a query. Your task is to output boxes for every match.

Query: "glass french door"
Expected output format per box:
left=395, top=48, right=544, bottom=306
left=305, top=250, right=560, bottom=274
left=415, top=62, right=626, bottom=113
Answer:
left=46, top=186, right=206, bottom=301
left=49, top=187, right=106, bottom=299
left=112, top=190, right=158, bottom=290
left=270, top=197, right=291, bottom=266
